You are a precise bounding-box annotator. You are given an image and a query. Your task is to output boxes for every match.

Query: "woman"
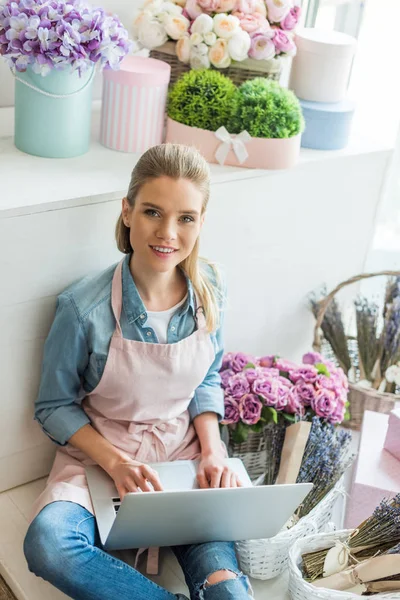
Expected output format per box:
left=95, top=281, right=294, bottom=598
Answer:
left=23, top=144, right=253, bottom=600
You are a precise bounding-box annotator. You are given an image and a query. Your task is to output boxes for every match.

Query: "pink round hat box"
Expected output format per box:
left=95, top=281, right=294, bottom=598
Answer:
left=100, top=56, right=171, bottom=153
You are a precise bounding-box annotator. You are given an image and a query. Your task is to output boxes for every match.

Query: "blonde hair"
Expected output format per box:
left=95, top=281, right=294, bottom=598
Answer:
left=115, top=143, right=223, bottom=333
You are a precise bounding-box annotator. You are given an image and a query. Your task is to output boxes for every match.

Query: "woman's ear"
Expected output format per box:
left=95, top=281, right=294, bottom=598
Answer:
left=122, top=197, right=131, bottom=227
left=200, top=212, right=206, bottom=229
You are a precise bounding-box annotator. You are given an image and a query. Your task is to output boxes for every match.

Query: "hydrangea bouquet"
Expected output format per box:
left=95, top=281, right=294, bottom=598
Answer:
left=133, top=0, right=300, bottom=70
left=0, top=0, right=131, bottom=76
left=220, top=351, right=349, bottom=444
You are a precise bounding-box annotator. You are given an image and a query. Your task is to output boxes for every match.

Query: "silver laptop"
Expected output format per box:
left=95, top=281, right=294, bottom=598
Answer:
left=86, top=459, right=312, bottom=551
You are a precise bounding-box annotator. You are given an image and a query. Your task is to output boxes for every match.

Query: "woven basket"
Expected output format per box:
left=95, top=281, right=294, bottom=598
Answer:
left=288, top=529, right=400, bottom=600
left=313, top=270, right=400, bottom=430
left=236, top=479, right=344, bottom=580
left=226, top=421, right=287, bottom=483
left=149, top=40, right=283, bottom=88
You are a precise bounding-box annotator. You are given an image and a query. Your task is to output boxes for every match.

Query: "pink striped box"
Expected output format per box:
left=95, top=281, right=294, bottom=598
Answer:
left=100, top=56, right=171, bottom=153
left=384, top=409, right=400, bottom=461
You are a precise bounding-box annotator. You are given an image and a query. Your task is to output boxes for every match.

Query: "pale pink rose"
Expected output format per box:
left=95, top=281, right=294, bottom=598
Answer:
left=280, top=5, right=300, bottom=30
left=311, top=388, right=337, bottom=419
left=214, top=0, right=238, bottom=12
left=235, top=0, right=257, bottom=13
left=253, top=0, right=267, bottom=17
left=209, top=38, right=231, bottom=67
left=265, top=0, right=291, bottom=24
left=185, top=0, right=203, bottom=20
left=273, top=28, right=296, bottom=54
left=232, top=11, right=266, bottom=33
left=176, top=35, right=191, bottom=62
left=198, top=0, right=220, bottom=11
left=239, top=393, right=263, bottom=425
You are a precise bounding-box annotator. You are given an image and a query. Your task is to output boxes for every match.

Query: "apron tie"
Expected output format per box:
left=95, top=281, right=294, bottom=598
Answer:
left=128, top=420, right=181, bottom=463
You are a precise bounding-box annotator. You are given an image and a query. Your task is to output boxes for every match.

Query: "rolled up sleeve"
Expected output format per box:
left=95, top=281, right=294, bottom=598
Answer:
left=34, top=293, right=90, bottom=446
left=189, top=268, right=226, bottom=422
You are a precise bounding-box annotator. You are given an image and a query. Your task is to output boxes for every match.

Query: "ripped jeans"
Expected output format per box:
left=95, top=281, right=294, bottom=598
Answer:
left=23, top=501, right=252, bottom=600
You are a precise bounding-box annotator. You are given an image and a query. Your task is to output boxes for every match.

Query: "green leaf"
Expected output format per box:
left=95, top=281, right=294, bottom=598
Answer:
left=279, top=370, right=290, bottom=378
left=230, top=422, right=249, bottom=444
left=262, top=406, right=278, bottom=424
left=244, top=362, right=256, bottom=369
left=282, top=412, right=296, bottom=423
left=315, top=362, right=331, bottom=377
left=250, top=421, right=264, bottom=433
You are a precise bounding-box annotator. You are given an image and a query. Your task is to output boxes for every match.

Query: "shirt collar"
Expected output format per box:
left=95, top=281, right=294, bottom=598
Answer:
left=121, top=254, right=196, bottom=323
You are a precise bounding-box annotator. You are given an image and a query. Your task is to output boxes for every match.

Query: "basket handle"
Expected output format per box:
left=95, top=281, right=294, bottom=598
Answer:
left=312, top=270, right=400, bottom=352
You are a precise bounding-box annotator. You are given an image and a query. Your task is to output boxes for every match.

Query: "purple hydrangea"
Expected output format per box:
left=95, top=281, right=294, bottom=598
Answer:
left=0, top=0, right=131, bottom=75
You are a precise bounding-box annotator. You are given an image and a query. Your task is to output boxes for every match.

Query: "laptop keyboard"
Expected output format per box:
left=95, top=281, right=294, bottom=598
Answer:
left=112, top=497, right=121, bottom=514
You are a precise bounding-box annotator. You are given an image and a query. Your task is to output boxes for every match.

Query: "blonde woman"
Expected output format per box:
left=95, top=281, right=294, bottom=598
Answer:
left=24, top=145, right=253, bottom=600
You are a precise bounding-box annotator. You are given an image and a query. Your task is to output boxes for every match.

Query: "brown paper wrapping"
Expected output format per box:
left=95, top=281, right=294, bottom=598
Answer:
left=275, top=421, right=311, bottom=485
left=313, top=555, right=400, bottom=591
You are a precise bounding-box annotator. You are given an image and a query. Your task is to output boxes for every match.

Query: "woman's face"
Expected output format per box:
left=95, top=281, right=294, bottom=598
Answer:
left=122, top=176, right=205, bottom=273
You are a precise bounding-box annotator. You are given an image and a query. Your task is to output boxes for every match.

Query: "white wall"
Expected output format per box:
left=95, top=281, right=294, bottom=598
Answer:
left=0, top=0, right=141, bottom=108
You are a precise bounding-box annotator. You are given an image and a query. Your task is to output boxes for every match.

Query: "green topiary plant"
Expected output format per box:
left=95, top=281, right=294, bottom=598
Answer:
left=167, top=69, right=237, bottom=132
left=227, top=78, right=304, bottom=139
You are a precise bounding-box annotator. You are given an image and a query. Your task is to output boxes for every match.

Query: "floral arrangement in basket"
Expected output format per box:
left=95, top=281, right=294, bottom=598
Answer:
left=166, top=68, right=304, bottom=169
left=0, top=0, right=131, bottom=76
left=132, top=0, right=300, bottom=70
left=298, top=494, right=400, bottom=595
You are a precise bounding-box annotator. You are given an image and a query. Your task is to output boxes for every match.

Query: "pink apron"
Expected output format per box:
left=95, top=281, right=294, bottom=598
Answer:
left=31, top=259, right=218, bottom=525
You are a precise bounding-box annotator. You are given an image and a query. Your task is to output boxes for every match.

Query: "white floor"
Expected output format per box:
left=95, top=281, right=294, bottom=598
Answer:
left=0, top=477, right=291, bottom=600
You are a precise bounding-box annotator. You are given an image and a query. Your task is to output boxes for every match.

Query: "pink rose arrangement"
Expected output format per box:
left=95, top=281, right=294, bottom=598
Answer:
left=220, top=350, right=349, bottom=442
left=132, top=0, right=300, bottom=69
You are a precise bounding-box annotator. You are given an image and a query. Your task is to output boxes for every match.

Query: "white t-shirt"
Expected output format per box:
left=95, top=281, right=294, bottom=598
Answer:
left=146, top=294, right=188, bottom=344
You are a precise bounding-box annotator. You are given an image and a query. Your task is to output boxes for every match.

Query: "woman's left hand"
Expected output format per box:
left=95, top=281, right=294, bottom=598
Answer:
left=197, top=453, right=243, bottom=489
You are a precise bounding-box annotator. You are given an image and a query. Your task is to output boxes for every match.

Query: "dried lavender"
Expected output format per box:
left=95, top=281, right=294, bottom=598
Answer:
left=379, top=295, right=400, bottom=381
left=303, top=494, right=400, bottom=580
left=310, top=291, right=352, bottom=374
left=355, top=297, right=379, bottom=381
left=263, top=420, right=287, bottom=485
left=295, top=418, right=353, bottom=519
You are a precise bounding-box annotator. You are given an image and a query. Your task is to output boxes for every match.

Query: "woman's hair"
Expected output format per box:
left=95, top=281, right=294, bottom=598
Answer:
left=115, top=143, right=223, bottom=333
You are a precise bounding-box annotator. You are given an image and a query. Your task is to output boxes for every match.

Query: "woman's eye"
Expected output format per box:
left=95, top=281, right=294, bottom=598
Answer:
left=144, top=209, right=159, bottom=217
left=180, top=216, right=194, bottom=223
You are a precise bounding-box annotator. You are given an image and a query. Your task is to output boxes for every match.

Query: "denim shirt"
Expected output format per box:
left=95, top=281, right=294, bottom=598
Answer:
left=35, top=254, right=225, bottom=446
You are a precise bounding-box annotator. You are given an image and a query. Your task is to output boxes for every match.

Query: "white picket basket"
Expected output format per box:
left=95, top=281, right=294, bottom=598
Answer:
left=236, top=480, right=344, bottom=580
left=288, top=529, right=400, bottom=600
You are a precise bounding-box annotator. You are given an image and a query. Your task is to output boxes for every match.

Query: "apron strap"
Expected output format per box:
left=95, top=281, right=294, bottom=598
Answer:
left=111, top=259, right=124, bottom=337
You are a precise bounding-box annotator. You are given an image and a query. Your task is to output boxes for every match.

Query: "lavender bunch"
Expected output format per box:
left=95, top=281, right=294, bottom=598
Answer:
left=295, top=418, right=353, bottom=519
left=379, top=280, right=400, bottom=382
left=310, top=291, right=352, bottom=374
left=0, top=0, right=131, bottom=76
left=303, top=494, right=400, bottom=580
left=355, top=297, right=379, bottom=381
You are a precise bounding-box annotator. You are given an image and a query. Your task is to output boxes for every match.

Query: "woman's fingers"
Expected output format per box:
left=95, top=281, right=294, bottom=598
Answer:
left=141, top=465, right=163, bottom=491
left=221, top=468, right=232, bottom=488
left=210, top=467, right=223, bottom=489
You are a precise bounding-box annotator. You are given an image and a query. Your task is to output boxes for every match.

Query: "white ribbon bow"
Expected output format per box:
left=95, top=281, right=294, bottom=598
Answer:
left=214, top=126, right=251, bottom=166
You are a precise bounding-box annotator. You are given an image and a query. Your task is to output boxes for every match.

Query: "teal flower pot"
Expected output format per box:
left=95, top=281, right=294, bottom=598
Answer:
left=14, top=66, right=95, bottom=159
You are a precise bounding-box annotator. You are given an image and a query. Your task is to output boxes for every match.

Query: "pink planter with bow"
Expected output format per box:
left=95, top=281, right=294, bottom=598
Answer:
left=165, top=118, right=301, bottom=170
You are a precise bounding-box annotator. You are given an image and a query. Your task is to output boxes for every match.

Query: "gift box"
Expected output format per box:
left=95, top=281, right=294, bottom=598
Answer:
left=165, top=118, right=301, bottom=170
left=384, top=408, right=400, bottom=462
left=299, top=98, right=355, bottom=151
left=100, top=56, right=170, bottom=153
left=345, top=411, right=400, bottom=529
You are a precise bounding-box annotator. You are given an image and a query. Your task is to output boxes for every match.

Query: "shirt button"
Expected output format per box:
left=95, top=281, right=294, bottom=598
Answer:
left=140, top=314, right=145, bottom=319
left=171, top=326, right=176, bottom=332
left=146, top=331, right=152, bottom=337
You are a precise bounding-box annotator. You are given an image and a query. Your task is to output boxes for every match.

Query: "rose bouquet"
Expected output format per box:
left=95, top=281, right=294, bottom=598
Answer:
left=220, top=351, right=349, bottom=444
left=132, top=0, right=300, bottom=70
left=0, top=0, right=131, bottom=76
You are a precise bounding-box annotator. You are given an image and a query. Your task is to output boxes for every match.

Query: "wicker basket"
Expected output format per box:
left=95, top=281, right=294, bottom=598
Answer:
left=313, top=270, right=400, bottom=430
left=288, top=529, right=400, bottom=600
left=149, top=40, right=283, bottom=88
left=236, top=479, right=344, bottom=580
left=226, top=421, right=287, bottom=482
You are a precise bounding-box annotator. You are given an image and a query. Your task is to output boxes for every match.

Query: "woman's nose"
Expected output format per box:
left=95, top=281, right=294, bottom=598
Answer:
left=156, top=220, right=177, bottom=241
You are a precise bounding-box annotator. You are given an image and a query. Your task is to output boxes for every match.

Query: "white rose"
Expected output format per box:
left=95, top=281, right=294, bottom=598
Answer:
left=132, top=11, right=152, bottom=37
left=164, top=13, right=190, bottom=39
left=213, top=14, right=240, bottom=39
left=190, top=32, right=203, bottom=46
left=190, top=48, right=211, bottom=69
left=228, top=30, right=251, bottom=61
left=385, top=365, right=400, bottom=384
left=176, top=35, right=191, bottom=63
left=204, top=31, right=217, bottom=46
left=138, top=18, right=168, bottom=48
left=191, top=14, right=213, bottom=35
left=208, top=38, right=231, bottom=68
left=157, top=2, right=183, bottom=16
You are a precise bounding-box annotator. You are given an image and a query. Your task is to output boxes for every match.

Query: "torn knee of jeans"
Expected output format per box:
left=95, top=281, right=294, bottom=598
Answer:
left=198, top=569, right=254, bottom=597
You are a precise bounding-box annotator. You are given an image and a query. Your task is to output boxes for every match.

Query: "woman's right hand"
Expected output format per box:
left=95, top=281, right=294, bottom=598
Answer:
left=108, top=459, right=164, bottom=501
